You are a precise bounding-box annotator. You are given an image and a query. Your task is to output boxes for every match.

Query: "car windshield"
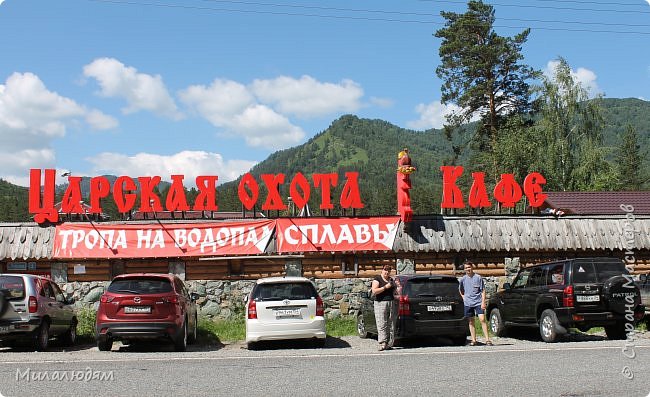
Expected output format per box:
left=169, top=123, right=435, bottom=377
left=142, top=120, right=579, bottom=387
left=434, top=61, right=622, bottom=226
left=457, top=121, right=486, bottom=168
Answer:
left=0, top=276, right=25, bottom=300
left=107, top=278, right=173, bottom=294
left=405, top=278, right=460, bottom=297
left=572, top=261, right=628, bottom=284
left=253, top=282, right=317, bottom=301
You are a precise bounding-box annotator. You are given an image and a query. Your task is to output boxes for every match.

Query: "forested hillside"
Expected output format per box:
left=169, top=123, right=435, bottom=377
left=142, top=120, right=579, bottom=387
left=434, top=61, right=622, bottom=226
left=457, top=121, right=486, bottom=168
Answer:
left=0, top=179, right=29, bottom=221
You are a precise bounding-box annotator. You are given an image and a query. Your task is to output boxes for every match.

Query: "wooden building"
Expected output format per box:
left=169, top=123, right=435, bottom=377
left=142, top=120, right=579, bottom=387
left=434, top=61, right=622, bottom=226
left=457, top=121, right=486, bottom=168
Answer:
left=1, top=213, right=648, bottom=282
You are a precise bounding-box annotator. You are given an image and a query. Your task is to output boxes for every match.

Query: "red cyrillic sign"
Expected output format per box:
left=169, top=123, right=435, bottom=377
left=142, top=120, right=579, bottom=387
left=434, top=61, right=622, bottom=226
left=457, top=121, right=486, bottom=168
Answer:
left=276, top=217, right=400, bottom=253
left=29, top=169, right=364, bottom=223
left=53, top=220, right=275, bottom=259
left=440, top=166, right=547, bottom=209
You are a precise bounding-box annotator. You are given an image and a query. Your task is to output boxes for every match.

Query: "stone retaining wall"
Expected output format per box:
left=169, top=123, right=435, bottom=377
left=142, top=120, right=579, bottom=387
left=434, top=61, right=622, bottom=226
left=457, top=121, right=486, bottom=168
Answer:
left=62, top=278, right=376, bottom=320
left=62, top=276, right=507, bottom=320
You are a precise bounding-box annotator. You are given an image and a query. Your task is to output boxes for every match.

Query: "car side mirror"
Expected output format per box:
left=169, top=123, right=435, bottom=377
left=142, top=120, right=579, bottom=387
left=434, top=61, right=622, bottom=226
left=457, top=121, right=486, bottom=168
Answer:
left=502, top=283, right=511, bottom=290
left=190, top=292, right=200, bottom=302
left=66, top=297, right=75, bottom=305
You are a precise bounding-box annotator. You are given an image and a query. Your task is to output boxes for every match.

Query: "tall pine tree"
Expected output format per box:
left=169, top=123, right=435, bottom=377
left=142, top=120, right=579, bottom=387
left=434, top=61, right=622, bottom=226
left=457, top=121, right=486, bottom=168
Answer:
left=435, top=0, right=538, bottom=174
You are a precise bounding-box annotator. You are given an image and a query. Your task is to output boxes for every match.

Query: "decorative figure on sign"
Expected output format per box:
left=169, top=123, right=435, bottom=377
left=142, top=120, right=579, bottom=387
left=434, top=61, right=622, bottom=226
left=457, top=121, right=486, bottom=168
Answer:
left=396, top=148, right=416, bottom=223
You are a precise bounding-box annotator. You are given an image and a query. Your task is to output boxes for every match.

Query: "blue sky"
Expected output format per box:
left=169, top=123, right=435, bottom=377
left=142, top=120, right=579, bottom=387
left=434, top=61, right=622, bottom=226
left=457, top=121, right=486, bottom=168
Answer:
left=1, top=0, right=649, bottom=187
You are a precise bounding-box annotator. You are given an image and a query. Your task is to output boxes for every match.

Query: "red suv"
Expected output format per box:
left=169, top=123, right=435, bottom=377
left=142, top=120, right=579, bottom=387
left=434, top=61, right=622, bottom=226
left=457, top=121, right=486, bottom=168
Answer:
left=96, top=273, right=198, bottom=352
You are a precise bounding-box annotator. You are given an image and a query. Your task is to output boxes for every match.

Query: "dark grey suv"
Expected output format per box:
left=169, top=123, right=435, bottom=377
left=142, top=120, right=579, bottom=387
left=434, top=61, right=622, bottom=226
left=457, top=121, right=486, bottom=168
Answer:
left=488, top=257, right=645, bottom=342
left=357, top=274, right=468, bottom=345
left=0, top=274, right=77, bottom=350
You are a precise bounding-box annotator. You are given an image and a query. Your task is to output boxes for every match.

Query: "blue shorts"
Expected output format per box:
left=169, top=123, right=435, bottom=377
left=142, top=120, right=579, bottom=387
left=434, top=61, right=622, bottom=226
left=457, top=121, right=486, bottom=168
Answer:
left=464, top=305, right=485, bottom=317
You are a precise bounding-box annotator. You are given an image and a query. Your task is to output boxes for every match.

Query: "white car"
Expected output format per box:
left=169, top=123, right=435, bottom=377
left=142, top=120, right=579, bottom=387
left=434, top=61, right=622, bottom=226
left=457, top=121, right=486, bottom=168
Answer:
left=245, top=277, right=326, bottom=349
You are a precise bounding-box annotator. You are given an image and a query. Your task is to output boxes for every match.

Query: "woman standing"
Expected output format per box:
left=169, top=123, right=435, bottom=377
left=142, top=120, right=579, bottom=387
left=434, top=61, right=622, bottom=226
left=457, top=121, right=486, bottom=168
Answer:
left=371, top=265, right=397, bottom=351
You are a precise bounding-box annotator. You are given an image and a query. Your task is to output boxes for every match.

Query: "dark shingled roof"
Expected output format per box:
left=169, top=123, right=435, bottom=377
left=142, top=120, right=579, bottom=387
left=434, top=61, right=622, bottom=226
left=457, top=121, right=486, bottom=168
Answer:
left=542, top=191, right=650, bottom=215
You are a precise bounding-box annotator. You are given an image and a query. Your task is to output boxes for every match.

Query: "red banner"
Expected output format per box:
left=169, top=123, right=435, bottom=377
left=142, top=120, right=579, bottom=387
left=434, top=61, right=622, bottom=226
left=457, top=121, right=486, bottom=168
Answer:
left=53, top=220, right=275, bottom=259
left=276, top=217, right=400, bottom=253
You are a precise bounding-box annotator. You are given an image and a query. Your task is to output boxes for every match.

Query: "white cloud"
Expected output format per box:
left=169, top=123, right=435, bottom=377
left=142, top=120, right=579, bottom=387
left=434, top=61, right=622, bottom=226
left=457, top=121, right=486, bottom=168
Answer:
left=230, top=105, right=305, bottom=149
left=0, top=72, right=116, bottom=185
left=179, top=79, right=254, bottom=126
left=250, top=75, right=363, bottom=117
left=87, top=150, right=257, bottom=186
left=180, top=79, right=305, bottom=150
left=85, top=109, right=119, bottom=130
left=369, top=96, right=394, bottom=109
left=406, top=100, right=462, bottom=130
left=83, top=58, right=183, bottom=120
left=544, top=60, right=601, bottom=98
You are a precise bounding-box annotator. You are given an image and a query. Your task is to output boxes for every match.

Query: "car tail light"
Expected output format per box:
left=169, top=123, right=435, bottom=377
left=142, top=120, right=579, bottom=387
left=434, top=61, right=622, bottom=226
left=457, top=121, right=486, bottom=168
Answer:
left=398, top=295, right=411, bottom=316
left=100, top=294, right=114, bottom=303
left=563, top=285, right=574, bottom=307
left=316, top=296, right=324, bottom=317
left=247, top=299, right=257, bottom=319
left=28, top=296, right=38, bottom=313
left=163, top=296, right=179, bottom=304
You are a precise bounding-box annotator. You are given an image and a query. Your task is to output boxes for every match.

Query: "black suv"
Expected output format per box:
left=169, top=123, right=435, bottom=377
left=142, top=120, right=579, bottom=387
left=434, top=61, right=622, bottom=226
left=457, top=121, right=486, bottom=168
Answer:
left=487, top=257, right=644, bottom=342
left=356, top=274, right=468, bottom=345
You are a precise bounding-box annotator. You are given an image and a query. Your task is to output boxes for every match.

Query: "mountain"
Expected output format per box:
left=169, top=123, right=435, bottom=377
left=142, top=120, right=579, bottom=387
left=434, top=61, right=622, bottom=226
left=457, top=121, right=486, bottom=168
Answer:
left=216, top=98, right=650, bottom=215
left=216, top=115, right=458, bottom=215
left=0, top=179, right=30, bottom=222
left=1, top=98, right=648, bottom=221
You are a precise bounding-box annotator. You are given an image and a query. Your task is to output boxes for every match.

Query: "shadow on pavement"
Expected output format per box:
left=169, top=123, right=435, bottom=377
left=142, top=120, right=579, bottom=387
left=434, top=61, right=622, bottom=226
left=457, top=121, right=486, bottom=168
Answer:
left=246, top=336, right=350, bottom=351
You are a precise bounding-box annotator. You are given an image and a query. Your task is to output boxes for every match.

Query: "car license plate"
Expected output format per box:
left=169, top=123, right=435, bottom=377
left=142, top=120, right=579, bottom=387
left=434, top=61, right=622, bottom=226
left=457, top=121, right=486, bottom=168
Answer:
left=274, top=309, right=301, bottom=317
left=427, top=304, right=452, bottom=312
left=0, top=325, right=9, bottom=333
left=124, top=306, right=152, bottom=314
left=576, top=295, right=600, bottom=302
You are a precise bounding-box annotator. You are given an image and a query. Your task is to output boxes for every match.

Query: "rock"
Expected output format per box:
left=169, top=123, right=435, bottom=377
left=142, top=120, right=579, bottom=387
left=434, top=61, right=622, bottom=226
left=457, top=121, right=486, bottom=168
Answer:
left=200, top=301, right=221, bottom=317
left=193, top=284, right=207, bottom=296
left=83, top=286, right=105, bottom=303
left=327, top=309, right=341, bottom=319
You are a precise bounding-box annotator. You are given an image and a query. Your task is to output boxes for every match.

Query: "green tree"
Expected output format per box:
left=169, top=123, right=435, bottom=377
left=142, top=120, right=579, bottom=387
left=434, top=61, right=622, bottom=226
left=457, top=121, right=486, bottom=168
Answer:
left=435, top=0, right=538, bottom=172
left=535, top=57, right=614, bottom=191
left=615, top=124, right=646, bottom=190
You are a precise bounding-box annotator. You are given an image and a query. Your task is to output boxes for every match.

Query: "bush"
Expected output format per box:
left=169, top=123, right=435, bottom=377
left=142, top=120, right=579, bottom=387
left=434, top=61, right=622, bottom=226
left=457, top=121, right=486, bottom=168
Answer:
left=76, top=306, right=97, bottom=342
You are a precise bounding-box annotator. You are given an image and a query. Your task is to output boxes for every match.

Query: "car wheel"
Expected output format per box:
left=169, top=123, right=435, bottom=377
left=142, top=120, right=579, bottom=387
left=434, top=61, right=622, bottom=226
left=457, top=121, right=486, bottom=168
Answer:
left=356, top=314, right=369, bottom=339
left=539, top=309, right=560, bottom=343
left=605, top=322, right=627, bottom=340
left=174, top=320, right=188, bottom=352
left=60, top=320, right=77, bottom=346
left=489, top=308, right=507, bottom=337
left=97, top=337, right=113, bottom=352
left=188, top=315, right=198, bottom=344
left=34, top=321, right=50, bottom=351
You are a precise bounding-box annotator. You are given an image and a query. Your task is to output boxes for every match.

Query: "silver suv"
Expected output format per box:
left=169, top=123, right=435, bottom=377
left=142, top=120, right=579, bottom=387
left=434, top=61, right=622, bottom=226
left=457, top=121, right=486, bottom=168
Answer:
left=0, top=274, right=77, bottom=350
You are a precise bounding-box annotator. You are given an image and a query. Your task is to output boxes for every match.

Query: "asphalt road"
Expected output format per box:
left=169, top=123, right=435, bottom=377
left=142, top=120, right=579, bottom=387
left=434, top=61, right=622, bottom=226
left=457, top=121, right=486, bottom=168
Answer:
left=1, top=333, right=649, bottom=397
